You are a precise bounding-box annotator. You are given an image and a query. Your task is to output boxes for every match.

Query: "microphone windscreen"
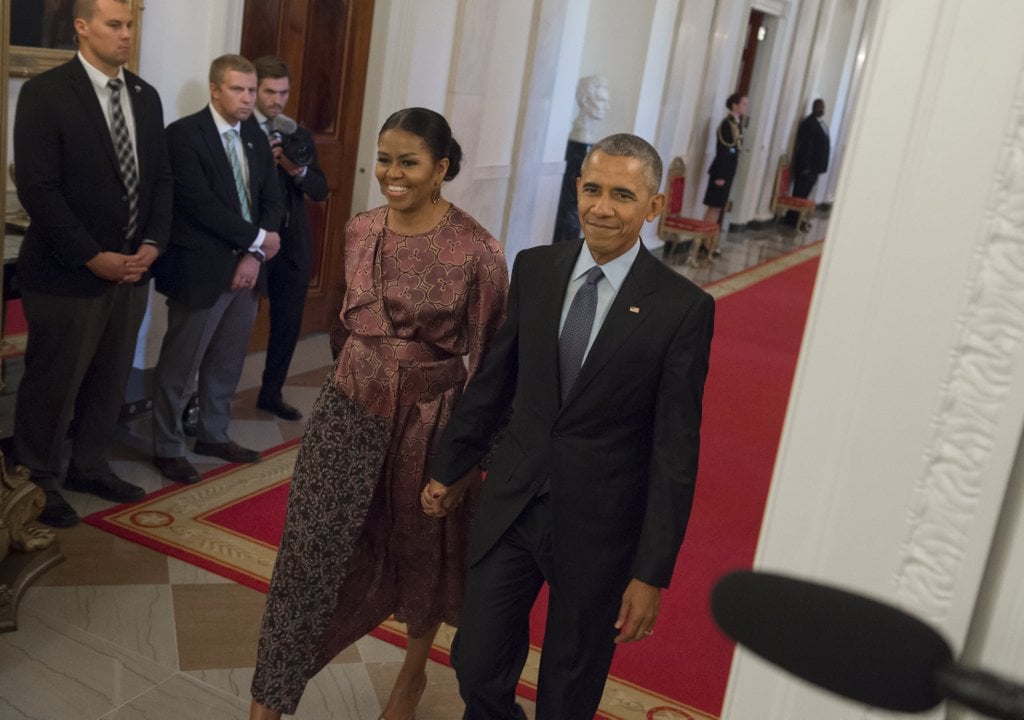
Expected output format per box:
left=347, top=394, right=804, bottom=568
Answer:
left=711, top=570, right=952, bottom=712
left=272, top=114, right=298, bottom=135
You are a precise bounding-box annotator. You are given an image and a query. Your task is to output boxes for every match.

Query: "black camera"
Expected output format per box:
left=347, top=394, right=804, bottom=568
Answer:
left=268, top=115, right=314, bottom=167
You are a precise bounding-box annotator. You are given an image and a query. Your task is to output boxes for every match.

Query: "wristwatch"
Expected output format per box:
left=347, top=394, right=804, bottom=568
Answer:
left=248, top=248, right=266, bottom=263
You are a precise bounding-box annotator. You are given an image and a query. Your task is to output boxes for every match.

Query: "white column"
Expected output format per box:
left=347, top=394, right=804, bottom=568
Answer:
left=723, top=1, right=1024, bottom=718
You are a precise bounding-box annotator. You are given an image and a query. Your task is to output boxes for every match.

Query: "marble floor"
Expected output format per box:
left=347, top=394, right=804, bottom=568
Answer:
left=0, top=214, right=825, bottom=720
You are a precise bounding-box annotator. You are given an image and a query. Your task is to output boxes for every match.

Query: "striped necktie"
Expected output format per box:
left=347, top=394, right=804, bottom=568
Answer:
left=223, top=129, right=252, bottom=221
left=558, top=265, right=604, bottom=402
left=107, top=78, right=138, bottom=239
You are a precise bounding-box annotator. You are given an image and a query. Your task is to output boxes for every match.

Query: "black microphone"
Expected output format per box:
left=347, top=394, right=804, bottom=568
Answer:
left=711, top=570, right=1024, bottom=719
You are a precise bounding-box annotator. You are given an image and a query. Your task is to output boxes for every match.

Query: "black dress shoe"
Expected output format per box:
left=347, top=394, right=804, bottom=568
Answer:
left=192, top=440, right=260, bottom=464
left=257, top=394, right=303, bottom=421
left=65, top=470, right=146, bottom=503
left=39, top=489, right=81, bottom=527
left=153, top=455, right=202, bottom=484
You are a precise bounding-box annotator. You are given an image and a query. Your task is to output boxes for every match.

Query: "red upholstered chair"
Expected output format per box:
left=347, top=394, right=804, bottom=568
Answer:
left=771, top=154, right=816, bottom=232
left=658, top=157, right=721, bottom=266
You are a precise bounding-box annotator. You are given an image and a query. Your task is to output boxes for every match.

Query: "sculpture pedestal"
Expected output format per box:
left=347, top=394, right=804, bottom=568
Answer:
left=0, top=541, right=63, bottom=632
left=551, top=139, right=591, bottom=244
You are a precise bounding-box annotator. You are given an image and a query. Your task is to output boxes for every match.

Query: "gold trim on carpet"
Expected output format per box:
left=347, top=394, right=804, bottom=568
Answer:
left=1, top=333, right=27, bottom=358
left=97, top=445, right=298, bottom=585
left=705, top=241, right=822, bottom=300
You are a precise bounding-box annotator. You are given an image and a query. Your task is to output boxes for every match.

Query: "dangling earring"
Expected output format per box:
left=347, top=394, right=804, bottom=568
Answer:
left=431, top=188, right=441, bottom=205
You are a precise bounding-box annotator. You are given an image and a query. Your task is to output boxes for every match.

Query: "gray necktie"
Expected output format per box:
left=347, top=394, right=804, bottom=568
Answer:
left=223, top=129, right=252, bottom=221
left=558, top=265, right=604, bottom=402
left=108, top=78, right=138, bottom=239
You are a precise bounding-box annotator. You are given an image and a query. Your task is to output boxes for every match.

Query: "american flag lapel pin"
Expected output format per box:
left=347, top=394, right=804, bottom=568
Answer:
left=629, top=306, right=640, bottom=314
left=133, top=84, right=141, bottom=94
left=246, top=142, right=253, bottom=149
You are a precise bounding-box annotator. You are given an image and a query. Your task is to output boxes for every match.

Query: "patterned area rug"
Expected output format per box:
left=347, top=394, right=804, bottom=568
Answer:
left=86, top=241, right=823, bottom=720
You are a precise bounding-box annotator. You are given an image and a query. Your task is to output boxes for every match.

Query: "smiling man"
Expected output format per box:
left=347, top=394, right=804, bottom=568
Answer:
left=425, top=134, right=716, bottom=720
left=150, top=54, right=282, bottom=485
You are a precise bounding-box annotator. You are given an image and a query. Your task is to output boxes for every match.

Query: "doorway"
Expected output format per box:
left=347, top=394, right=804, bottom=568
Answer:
left=727, top=8, right=780, bottom=228
left=240, top=0, right=374, bottom=349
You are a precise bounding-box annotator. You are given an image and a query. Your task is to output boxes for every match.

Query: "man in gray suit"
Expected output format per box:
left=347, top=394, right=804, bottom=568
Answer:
left=12, top=0, right=172, bottom=527
left=151, top=54, right=282, bottom=485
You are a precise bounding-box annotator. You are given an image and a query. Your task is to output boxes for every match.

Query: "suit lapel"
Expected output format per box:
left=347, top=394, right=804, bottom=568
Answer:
left=199, top=111, right=243, bottom=215
left=537, top=240, right=582, bottom=407
left=67, top=60, right=122, bottom=182
left=240, top=120, right=260, bottom=216
left=562, top=243, right=659, bottom=406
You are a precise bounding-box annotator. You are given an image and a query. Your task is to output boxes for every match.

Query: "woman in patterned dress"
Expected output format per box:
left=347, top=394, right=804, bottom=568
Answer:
left=250, top=108, right=508, bottom=720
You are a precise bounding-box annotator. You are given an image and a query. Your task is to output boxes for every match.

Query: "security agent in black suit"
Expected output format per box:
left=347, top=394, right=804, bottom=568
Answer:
left=150, top=54, right=282, bottom=485
left=251, top=56, right=328, bottom=421
left=12, top=0, right=172, bottom=527
left=785, top=98, right=830, bottom=227
left=424, top=134, right=715, bottom=720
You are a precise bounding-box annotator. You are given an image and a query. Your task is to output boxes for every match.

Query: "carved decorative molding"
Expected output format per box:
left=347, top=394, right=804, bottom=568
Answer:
left=894, top=64, right=1024, bottom=623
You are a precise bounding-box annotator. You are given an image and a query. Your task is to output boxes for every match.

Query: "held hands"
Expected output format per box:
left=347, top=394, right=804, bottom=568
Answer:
left=420, top=466, right=481, bottom=518
left=231, top=253, right=261, bottom=291
left=86, top=248, right=156, bottom=283
left=614, top=579, right=661, bottom=644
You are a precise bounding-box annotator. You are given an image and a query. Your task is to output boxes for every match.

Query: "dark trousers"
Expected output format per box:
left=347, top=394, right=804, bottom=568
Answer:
left=453, top=495, right=620, bottom=720
left=785, top=172, right=818, bottom=225
left=14, top=283, right=148, bottom=487
left=260, top=255, right=309, bottom=399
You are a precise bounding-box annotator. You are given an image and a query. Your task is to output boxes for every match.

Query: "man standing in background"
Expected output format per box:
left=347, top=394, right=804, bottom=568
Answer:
left=785, top=98, right=830, bottom=228
left=151, top=54, right=282, bottom=485
left=251, top=55, right=328, bottom=421
left=12, top=0, right=172, bottom=527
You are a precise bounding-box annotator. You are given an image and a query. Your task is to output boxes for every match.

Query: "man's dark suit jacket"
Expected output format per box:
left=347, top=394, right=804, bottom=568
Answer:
left=272, top=124, right=328, bottom=273
left=14, top=58, right=172, bottom=296
left=792, top=113, right=830, bottom=176
left=154, top=109, right=283, bottom=309
left=433, top=239, right=715, bottom=607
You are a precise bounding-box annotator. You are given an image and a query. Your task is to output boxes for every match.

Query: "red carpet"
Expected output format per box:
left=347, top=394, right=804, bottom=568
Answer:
left=86, top=244, right=821, bottom=719
left=603, top=247, right=820, bottom=715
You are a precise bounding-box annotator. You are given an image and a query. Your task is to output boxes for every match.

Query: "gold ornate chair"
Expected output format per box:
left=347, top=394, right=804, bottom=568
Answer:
left=658, top=157, right=721, bottom=267
left=771, top=154, right=816, bottom=232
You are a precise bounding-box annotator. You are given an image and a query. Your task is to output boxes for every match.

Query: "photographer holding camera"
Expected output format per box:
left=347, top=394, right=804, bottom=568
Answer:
left=252, top=55, right=329, bottom=421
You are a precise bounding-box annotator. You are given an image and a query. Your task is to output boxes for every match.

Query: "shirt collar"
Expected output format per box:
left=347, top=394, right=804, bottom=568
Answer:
left=209, top=105, right=241, bottom=135
left=78, top=52, right=126, bottom=92
left=571, top=239, right=641, bottom=292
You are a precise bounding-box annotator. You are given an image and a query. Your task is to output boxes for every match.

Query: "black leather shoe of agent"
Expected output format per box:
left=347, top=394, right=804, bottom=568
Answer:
left=38, top=489, right=80, bottom=527
left=192, top=440, right=260, bottom=464
left=65, top=470, right=146, bottom=503
left=152, top=455, right=202, bottom=485
left=257, top=394, right=303, bottom=421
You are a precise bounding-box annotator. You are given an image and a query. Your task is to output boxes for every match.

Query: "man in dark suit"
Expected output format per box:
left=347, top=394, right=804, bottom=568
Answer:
left=424, top=134, right=715, bottom=720
left=150, top=54, right=282, bottom=485
left=251, top=55, right=328, bottom=421
left=785, top=98, right=830, bottom=227
left=12, top=0, right=172, bottom=527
